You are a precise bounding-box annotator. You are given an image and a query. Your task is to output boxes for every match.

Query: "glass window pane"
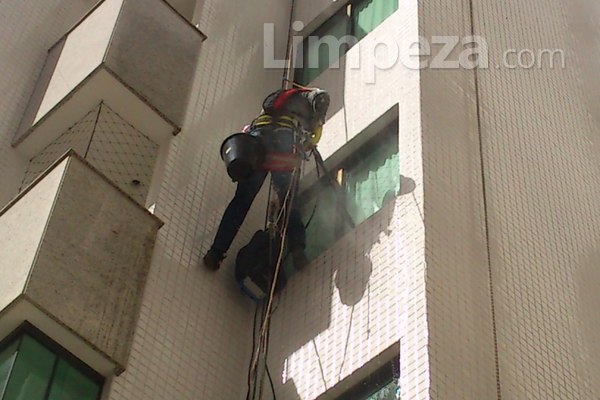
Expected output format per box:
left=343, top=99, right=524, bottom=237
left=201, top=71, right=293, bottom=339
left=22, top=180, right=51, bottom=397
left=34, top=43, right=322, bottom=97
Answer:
left=365, top=379, right=397, bottom=400
left=3, top=335, right=56, bottom=400
left=0, top=339, right=20, bottom=398
left=345, top=129, right=399, bottom=225
left=337, top=357, right=399, bottom=400
left=301, top=123, right=398, bottom=260
left=302, top=182, right=340, bottom=261
left=47, top=359, right=101, bottom=400
left=353, top=0, right=399, bottom=41
left=298, top=11, right=350, bottom=84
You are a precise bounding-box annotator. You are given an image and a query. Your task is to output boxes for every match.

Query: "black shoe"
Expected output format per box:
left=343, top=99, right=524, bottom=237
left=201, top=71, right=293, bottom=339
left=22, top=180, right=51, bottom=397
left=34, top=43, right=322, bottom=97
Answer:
left=291, top=248, right=309, bottom=271
left=203, top=249, right=224, bottom=271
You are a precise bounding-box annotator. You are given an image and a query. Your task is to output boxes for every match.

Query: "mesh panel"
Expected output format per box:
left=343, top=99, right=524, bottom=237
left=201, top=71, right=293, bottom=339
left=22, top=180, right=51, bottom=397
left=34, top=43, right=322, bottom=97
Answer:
left=20, top=106, right=98, bottom=188
left=85, top=104, right=159, bottom=205
left=21, top=103, right=160, bottom=205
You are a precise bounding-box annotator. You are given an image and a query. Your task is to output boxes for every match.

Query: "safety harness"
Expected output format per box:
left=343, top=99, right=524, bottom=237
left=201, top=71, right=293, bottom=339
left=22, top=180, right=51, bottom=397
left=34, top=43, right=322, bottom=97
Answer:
left=249, top=89, right=310, bottom=172
left=252, top=114, right=297, bottom=130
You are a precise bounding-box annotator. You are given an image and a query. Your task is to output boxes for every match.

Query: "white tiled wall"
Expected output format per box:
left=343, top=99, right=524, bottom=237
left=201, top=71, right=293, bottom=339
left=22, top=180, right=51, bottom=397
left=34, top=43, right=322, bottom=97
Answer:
left=105, top=1, right=292, bottom=399
left=421, top=0, right=600, bottom=398
left=473, top=0, right=600, bottom=398
left=0, top=0, right=98, bottom=207
left=418, top=0, right=499, bottom=397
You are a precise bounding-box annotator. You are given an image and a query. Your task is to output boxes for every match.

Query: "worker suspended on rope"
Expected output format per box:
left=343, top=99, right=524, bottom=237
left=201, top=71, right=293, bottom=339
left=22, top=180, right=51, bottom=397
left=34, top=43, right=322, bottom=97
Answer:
left=203, top=86, right=330, bottom=271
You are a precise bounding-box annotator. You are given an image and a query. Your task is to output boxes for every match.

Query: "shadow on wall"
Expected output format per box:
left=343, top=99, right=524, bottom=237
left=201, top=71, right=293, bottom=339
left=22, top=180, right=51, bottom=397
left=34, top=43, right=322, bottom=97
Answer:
left=274, top=377, right=302, bottom=400
left=335, top=175, right=415, bottom=306
left=269, top=174, right=415, bottom=399
left=334, top=188, right=397, bottom=306
left=332, top=172, right=415, bottom=308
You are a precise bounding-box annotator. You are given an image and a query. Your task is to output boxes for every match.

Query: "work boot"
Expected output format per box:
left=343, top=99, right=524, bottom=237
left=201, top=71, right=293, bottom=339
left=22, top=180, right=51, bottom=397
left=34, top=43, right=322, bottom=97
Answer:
left=203, top=249, right=224, bottom=271
left=291, top=248, right=309, bottom=271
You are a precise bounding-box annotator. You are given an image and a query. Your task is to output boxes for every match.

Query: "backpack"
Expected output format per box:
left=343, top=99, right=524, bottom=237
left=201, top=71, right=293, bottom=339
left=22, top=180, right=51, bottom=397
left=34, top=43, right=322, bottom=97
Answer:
left=262, top=89, right=312, bottom=121
left=235, top=230, right=287, bottom=301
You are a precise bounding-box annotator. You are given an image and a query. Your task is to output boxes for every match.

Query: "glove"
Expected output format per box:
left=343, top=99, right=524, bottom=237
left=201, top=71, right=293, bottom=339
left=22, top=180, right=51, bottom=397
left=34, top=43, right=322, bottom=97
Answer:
left=309, top=125, right=323, bottom=147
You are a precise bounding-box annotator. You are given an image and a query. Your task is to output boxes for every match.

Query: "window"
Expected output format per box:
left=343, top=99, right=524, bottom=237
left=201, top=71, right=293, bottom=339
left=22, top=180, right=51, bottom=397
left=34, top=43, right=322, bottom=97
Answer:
left=296, top=8, right=351, bottom=85
left=352, top=0, right=399, bottom=41
left=0, top=328, right=103, bottom=400
left=363, top=380, right=398, bottom=400
left=295, top=0, right=399, bottom=84
left=337, top=357, right=399, bottom=400
left=300, top=118, right=399, bottom=262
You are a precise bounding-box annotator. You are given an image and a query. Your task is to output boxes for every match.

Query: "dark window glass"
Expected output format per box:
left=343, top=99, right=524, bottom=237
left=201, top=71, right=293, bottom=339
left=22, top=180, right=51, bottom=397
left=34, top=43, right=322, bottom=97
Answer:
left=364, top=379, right=397, bottom=399
left=302, top=175, right=352, bottom=261
left=0, top=331, right=102, bottom=400
left=296, top=8, right=351, bottom=85
left=337, top=357, right=399, bottom=400
left=295, top=0, right=399, bottom=84
left=300, top=120, right=399, bottom=261
left=47, top=360, right=101, bottom=400
left=344, top=123, right=400, bottom=226
left=0, top=339, right=19, bottom=398
left=2, top=336, right=57, bottom=400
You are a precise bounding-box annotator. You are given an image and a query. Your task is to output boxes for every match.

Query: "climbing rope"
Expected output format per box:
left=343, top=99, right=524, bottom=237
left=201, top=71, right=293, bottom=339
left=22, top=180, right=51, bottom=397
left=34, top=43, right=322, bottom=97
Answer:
left=246, top=0, right=298, bottom=398
left=248, top=164, right=300, bottom=399
left=247, top=0, right=354, bottom=395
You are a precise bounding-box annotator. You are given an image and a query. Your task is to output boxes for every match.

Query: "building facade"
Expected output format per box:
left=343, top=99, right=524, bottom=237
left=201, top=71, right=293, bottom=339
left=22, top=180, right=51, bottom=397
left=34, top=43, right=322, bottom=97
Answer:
left=0, top=0, right=599, bottom=399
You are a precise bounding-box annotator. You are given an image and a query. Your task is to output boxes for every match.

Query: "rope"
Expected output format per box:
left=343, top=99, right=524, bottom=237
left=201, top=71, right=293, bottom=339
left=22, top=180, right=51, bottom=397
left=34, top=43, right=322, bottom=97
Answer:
left=249, top=165, right=299, bottom=387
left=246, top=304, right=260, bottom=400
left=281, top=0, right=296, bottom=89
left=248, top=1, right=298, bottom=396
left=249, top=137, right=303, bottom=397
left=283, top=78, right=321, bottom=91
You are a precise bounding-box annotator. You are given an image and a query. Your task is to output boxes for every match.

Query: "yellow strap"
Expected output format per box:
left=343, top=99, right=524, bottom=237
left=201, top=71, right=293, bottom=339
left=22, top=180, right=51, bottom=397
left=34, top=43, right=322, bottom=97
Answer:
left=255, top=115, right=272, bottom=124
left=253, top=114, right=297, bottom=129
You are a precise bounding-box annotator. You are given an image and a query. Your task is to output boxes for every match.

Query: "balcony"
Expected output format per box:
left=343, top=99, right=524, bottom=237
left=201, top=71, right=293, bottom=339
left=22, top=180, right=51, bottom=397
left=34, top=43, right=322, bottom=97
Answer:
left=0, top=152, right=163, bottom=376
left=13, top=0, right=206, bottom=158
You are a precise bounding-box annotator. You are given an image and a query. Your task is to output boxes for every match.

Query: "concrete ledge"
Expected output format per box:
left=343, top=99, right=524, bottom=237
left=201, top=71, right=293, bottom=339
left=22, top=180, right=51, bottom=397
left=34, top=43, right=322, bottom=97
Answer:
left=13, top=67, right=177, bottom=158
left=0, top=297, right=119, bottom=376
left=13, top=0, right=205, bottom=157
left=0, top=152, right=163, bottom=376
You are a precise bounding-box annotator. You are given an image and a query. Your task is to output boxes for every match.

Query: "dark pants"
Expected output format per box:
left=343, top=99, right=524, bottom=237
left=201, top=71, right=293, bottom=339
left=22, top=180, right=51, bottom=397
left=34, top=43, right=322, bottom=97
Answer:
left=210, top=127, right=305, bottom=256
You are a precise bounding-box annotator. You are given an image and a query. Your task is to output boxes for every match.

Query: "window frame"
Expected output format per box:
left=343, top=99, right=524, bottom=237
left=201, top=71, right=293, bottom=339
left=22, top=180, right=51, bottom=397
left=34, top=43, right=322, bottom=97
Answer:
left=298, top=111, right=399, bottom=262
left=0, top=323, right=104, bottom=400
left=294, top=0, right=399, bottom=85
left=336, top=356, right=399, bottom=400
left=294, top=5, right=352, bottom=86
